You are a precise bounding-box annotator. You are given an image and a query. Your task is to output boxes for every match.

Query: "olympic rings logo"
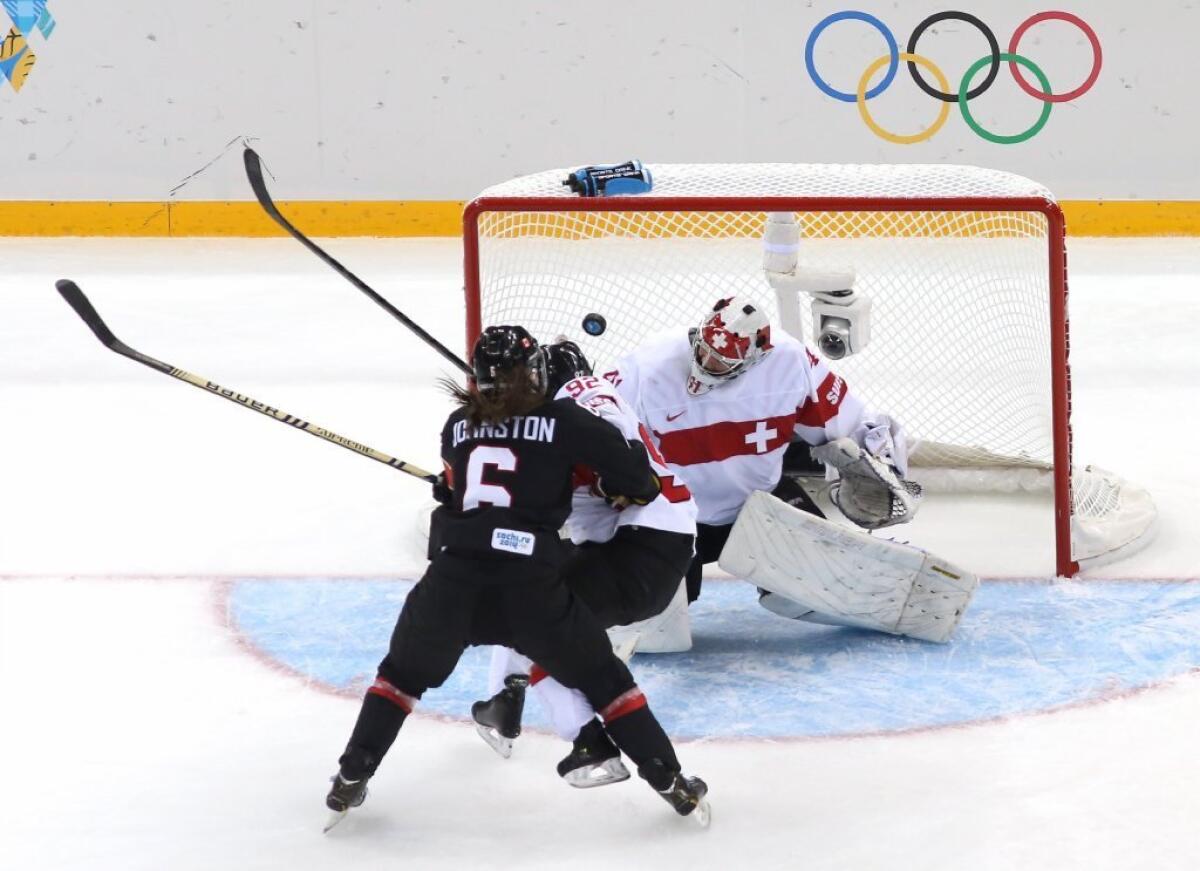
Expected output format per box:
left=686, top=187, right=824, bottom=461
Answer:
left=804, top=11, right=1102, bottom=145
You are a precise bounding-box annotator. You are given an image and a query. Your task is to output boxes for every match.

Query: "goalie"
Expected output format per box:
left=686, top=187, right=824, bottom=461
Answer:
left=604, top=295, right=978, bottom=643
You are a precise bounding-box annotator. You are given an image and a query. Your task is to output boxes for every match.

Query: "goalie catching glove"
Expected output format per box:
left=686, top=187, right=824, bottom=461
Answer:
left=811, top=437, right=922, bottom=529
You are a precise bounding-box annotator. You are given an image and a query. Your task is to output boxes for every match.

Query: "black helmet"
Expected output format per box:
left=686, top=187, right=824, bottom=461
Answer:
left=471, top=325, right=546, bottom=395
left=542, top=339, right=593, bottom=395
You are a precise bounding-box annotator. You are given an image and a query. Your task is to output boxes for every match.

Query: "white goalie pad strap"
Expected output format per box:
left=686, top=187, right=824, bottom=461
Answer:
left=811, top=437, right=921, bottom=529
left=718, top=491, right=978, bottom=643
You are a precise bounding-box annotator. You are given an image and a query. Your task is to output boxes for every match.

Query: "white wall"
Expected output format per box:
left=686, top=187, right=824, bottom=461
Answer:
left=0, top=1, right=1193, bottom=200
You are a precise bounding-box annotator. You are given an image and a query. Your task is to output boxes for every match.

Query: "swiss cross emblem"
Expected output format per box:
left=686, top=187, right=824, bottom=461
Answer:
left=744, top=420, right=777, bottom=453
left=703, top=322, right=749, bottom=358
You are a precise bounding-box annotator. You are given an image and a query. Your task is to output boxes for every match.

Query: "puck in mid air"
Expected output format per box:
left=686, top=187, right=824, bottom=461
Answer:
left=582, top=313, right=607, bottom=336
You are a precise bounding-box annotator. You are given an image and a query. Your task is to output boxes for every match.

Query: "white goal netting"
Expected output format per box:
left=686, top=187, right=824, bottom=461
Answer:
left=465, top=164, right=1155, bottom=573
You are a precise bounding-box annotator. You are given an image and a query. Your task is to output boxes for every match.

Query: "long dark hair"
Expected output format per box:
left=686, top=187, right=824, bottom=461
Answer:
left=441, top=365, right=546, bottom=427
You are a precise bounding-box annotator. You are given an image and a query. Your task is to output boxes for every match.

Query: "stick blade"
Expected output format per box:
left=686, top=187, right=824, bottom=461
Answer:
left=242, top=147, right=278, bottom=215
left=242, top=146, right=262, bottom=181
left=56, top=278, right=120, bottom=348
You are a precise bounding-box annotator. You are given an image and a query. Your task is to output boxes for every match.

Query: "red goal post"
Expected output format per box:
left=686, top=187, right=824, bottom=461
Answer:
left=462, top=163, right=1153, bottom=577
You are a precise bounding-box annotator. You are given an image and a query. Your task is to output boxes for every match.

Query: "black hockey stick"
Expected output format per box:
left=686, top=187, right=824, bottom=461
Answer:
left=56, top=279, right=437, bottom=482
left=242, top=147, right=472, bottom=376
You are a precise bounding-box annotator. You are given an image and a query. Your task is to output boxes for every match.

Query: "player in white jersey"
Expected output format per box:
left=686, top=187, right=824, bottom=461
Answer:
left=603, top=296, right=916, bottom=609
left=472, top=340, right=699, bottom=788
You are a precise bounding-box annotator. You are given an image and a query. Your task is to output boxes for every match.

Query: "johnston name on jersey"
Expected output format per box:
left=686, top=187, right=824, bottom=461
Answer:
left=554, top=374, right=698, bottom=545
left=436, top=398, right=659, bottom=562
left=603, top=329, right=904, bottom=526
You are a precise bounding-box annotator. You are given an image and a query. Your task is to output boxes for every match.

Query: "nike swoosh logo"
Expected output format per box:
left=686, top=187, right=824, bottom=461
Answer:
left=666, top=411, right=686, bottom=422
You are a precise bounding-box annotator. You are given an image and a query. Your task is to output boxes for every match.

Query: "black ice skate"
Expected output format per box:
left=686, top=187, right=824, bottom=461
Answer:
left=323, top=772, right=370, bottom=833
left=471, top=673, right=528, bottom=759
left=556, top=718, right=631, bottom=789
left=638, top=759, right=711, bottom=827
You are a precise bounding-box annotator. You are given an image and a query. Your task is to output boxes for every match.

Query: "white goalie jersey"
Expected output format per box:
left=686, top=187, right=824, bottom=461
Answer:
left=553, top=374, right=697, bottom=544
left=603, top=330, right=908, bottom=526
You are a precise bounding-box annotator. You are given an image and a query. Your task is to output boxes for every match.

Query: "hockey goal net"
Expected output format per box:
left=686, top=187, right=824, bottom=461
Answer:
left=463, top=164, right=1155, bottom=577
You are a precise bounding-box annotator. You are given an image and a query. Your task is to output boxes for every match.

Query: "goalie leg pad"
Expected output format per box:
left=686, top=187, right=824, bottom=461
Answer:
left=718, top=491, right=978, bottom=643
left=606, top=580, right=692, bottom=654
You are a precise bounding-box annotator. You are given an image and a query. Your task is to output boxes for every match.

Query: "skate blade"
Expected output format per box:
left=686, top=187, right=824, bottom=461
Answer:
left=561, top=757, right=631, bottom=789
left=323, top=809, right=348, bottom=834
left=691, top=797, right=712, bottom=828
left=474, top=722, right=514, bottom=759
left=758, top=591, right=815, bottom=621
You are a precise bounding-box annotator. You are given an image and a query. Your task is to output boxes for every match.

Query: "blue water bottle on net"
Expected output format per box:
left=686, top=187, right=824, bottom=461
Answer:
left=562, top=160, right=654, bottom=196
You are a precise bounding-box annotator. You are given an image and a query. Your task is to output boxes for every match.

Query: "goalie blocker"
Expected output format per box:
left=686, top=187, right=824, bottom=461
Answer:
left=719, top=491, right=978, bottom=644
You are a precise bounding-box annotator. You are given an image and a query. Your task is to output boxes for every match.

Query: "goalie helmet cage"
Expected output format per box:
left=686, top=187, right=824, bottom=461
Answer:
left=462, top=164, right=1156, bottom=577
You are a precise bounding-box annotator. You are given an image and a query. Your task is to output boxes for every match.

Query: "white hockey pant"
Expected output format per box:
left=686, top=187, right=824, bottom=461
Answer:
left=486, top=645, right=594, bottom=742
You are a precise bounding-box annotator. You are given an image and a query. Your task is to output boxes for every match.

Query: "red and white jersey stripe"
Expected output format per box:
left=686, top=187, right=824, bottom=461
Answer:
left=554, top=375, right=697, bottom=544
left=605, top=330, right=885, bottom=525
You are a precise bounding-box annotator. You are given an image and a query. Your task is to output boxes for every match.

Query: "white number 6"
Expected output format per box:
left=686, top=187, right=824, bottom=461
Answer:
left=463, top=446, right=517, bottom=510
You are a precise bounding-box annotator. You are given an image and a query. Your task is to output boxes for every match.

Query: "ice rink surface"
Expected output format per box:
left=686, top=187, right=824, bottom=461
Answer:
left=3, top=237, right=1199, bottom=869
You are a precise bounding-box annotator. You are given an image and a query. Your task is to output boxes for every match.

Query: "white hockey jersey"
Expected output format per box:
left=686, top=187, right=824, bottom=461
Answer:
left=554, top=374, right=698, bottom=544
left=603, top=330, right=905, bottom=526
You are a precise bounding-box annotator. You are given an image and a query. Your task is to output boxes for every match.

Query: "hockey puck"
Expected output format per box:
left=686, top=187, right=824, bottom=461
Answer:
left=582, top=313, right=607, bottom=336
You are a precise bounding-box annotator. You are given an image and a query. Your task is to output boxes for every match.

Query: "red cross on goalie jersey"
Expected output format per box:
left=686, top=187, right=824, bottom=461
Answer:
left=603, top=329, right=881, bottom=526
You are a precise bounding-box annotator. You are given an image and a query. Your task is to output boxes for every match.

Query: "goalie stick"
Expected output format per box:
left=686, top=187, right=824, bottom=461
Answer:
left=242, top=147, right=472, bottom=377
left=55, top=279, right=436, bottom=483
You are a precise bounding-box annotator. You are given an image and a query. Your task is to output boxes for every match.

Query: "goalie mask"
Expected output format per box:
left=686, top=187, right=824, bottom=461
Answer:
left=471, top=325, right=547, bottom=396
left=687, top=297, right=773, bottom=395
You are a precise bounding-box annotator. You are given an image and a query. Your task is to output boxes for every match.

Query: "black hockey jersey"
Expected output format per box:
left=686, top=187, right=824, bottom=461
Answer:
left=433, top=397, right=658, bottom=564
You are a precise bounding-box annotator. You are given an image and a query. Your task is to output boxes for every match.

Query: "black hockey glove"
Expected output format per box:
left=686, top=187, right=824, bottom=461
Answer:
left=594, top=472, right=661, bottom=508
left=431, top=471, right=453, bottom=507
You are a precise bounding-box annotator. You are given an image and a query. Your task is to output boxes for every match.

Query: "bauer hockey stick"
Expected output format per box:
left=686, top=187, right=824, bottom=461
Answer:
left=242, top=147, right=472, bottom=376
left=55, top=279, right=437, bottom=482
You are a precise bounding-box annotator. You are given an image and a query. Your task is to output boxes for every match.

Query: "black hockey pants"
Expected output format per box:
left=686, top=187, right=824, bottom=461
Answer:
left=338, top=552, right=679, bottom=779
left=562, top=526, right=695, bottom=628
